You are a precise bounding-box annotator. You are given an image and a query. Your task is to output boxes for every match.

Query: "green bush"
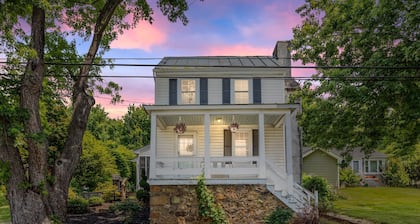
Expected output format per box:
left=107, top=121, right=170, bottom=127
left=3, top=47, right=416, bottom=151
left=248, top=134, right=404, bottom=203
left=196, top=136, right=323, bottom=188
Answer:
left=136, top=189, right=150, bottom=204
left=88, top=196, right=104, bottom=207
left=302, top=175, right=334, bottom=212
left=110, top=200, right=141, bottom=223
left=264, top=207, right=293, bottom=224
left=95, top=182, right=119, bottom=202
left=383, top=158, right=410, bottom=187
left=67, top=197, right=89, bottom=214
left=339, top=167, right=360, bottom=187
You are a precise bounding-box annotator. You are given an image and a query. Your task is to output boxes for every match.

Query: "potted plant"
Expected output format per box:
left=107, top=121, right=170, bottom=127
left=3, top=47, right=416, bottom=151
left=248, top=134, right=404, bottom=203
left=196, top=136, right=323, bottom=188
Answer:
left=229, top=122, right=239, bottom=133
left=174, top=122, right=186, bottom=134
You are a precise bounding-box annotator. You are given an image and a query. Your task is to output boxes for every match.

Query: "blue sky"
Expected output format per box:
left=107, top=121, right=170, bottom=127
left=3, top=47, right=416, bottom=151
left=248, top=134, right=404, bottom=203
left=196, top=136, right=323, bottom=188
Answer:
left=96, top=0, right=313, bottom=118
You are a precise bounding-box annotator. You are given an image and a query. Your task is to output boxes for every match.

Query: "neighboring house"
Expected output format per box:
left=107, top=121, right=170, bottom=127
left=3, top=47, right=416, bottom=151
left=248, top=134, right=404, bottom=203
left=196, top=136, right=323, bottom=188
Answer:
left=349, top=148, right=387, bottom=186
left=141, top=41, right=316, bottom=222
left=302, top=148, right=342, bottom=189
left=134, top=145, right=150, bottom=190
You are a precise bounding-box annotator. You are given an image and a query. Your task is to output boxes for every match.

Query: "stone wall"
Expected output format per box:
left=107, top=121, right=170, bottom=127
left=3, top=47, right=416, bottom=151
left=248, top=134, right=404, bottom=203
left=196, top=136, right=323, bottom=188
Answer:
left=150, top=184, right=288, bottom=224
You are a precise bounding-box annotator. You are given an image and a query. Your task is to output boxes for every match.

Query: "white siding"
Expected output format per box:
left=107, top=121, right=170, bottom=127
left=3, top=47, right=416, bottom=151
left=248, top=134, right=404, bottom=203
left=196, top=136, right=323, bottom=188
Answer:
left=209, top=125, right=225, bottom=156
left=155, top=78, right=169, bottom=105
left=265, top=126, right=285, bottom=169
left=156, top=128, right=175, bottom=157
left=262, top=79, right=284, bottom=104
left=208, top=79, right=222, bottom=104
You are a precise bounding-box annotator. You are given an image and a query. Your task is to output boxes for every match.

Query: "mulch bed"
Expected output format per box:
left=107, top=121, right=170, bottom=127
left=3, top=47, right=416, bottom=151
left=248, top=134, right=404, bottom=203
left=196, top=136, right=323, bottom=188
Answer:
left=67, top=203, right=149, bottom=224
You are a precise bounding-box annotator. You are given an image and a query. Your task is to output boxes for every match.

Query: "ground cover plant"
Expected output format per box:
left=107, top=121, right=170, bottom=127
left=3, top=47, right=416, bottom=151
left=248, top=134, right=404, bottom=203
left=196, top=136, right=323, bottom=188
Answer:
left=0, top=186, right=10, bottom=222
left=334, top=187, right=420, bottom=224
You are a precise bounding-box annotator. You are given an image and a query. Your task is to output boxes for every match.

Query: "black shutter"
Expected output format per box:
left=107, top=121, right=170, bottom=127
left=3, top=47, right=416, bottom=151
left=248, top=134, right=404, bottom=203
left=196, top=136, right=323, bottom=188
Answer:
left=169, top=79, right=177, bottom=105
left=224, top=129, right=232, bottom=156
left=253, top=78, right=261, bottom=104
left=252, top=129, right=259, bottom=156
left=222, top=78, right=230, bottom=104
left=200, top=78, right=208, bottom=105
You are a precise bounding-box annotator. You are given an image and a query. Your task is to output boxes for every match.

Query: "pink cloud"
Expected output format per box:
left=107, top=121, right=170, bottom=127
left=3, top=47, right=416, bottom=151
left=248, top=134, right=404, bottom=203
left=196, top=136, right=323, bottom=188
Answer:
left=206, top=44, right=272, bottom=56
left=110, top=20, right=167, bottom=51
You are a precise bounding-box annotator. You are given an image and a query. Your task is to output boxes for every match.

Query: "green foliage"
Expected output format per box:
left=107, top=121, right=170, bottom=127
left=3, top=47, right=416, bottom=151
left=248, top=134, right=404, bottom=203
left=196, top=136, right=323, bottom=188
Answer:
left=264, top=207, right=293, bottom=224
left=88, top=196, right=104, bottom=207
left=339, top=168, right=360, bottom=187
left=121, top=105, right=151, bottom=149
left=383, top=158, right=410, bottom=187
left=67, top=197, right=89, bottom=214
left=136, top=190, right=150, bottom=205
left=0, top=162, right=10, bottom=185
left=302, top=175, right=335, bottom=212
left=95, top=182, right=119, bottom=202
left=109, top=200, right=141, bottom=224
left=196, top=174, right=229, bottom=224
left=405, top=152, right=420, bottom=186
left=291, top=0, right=420, bottom=157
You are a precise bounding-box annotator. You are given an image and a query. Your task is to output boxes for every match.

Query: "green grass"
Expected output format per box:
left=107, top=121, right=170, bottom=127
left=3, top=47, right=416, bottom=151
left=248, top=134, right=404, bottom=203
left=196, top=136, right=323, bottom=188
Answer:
left=0, top=186, right=10, bottom=222
left=334, top=187, right=420, bottom=224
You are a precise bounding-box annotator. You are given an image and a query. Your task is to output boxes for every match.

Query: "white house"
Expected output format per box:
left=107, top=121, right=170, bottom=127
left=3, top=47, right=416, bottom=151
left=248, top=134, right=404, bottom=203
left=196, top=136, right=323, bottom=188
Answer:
left=141, top=42, right=315, bottom=221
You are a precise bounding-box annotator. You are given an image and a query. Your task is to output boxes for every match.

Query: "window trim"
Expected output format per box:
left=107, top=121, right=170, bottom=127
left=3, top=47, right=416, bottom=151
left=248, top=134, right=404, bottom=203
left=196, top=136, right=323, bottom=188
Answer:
left=179, top=78, right=199, bottom=105
left=232, top=79, right=252, bottom=104
left=364, top=159, right=386, bottom=174
left=176, top=132, right=197, bottom=157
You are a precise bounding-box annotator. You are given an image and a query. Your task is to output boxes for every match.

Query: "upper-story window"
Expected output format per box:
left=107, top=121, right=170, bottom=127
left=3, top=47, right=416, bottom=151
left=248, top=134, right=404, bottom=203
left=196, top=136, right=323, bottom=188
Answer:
left=181, top=79, right=196, bottom=104
left=234, top=79, right=249, bottom=104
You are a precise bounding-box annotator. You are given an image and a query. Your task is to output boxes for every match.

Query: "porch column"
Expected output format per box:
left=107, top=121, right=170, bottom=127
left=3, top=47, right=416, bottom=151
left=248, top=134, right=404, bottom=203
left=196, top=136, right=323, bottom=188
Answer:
left=204, top=113, right=211, bottom=178
left=285, top=112, right=293, bottom=180
left=149, top=113, right=157, bottom=179
left=258, top=112, right=266, bottom=178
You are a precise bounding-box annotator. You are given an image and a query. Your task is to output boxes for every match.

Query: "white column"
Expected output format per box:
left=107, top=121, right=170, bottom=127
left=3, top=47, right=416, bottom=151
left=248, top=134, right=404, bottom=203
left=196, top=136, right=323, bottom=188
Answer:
left=258, top=112, right=266, bottom=178
left=204, top=113, right=211, bottom=178
left=149, top=113, right=157, bottom=179
left=135, top=156, right=140, bottom=190
left=285, top=112, right=293, bottom=180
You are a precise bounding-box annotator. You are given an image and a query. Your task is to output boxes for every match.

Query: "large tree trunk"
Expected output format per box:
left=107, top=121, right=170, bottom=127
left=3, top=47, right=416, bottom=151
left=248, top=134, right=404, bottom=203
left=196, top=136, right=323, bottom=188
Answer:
left=1, top=1, right=123, bottom=223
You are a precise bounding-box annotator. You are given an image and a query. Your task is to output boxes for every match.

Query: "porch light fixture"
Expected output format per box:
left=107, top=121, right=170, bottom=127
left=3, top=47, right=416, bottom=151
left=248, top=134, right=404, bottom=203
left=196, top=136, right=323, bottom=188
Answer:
left=174, top=116, right=186, bottom=135
left=229, top=115, right=239, bottom=133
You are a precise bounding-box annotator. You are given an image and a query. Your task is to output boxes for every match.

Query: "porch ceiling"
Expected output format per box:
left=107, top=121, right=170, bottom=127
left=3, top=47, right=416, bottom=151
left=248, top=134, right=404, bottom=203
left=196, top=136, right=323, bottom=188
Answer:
left=157, top=114, right=283, bottom=127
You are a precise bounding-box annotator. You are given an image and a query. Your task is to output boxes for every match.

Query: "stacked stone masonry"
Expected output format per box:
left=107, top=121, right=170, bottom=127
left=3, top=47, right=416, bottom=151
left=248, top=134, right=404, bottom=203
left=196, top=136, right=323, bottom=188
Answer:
left=150, top=184, right=288, bottom=224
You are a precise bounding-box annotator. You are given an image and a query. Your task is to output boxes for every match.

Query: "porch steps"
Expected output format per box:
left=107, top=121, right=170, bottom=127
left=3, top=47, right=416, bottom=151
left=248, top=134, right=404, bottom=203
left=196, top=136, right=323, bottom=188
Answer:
left=266, top=184, right=303, bottom=212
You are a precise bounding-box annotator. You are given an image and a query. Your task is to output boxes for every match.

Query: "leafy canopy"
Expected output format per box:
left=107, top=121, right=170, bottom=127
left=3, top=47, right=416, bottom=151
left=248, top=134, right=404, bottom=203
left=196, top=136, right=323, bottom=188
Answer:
left=291, top=0, right=420, bottom=156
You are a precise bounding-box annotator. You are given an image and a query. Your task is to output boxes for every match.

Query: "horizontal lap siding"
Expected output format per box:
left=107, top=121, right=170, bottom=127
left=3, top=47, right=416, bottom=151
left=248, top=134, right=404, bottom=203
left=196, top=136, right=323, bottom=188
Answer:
left=208, top=79, right=222, bottom=104
left=155, top=78, right=169, bottom=105
left=303, top=151, right=338, bottom=188
left=262, top=79, right=284, bottom=104
left=265, top=127, right=285, bottom=169
left=210, top=125, right=224, bottom=156
left=156, top=128, right=175, bottom=157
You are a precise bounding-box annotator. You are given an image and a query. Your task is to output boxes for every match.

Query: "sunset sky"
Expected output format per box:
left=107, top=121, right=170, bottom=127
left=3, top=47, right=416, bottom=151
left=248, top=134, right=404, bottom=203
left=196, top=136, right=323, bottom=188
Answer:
left=97, top=0, right=314, bottom=118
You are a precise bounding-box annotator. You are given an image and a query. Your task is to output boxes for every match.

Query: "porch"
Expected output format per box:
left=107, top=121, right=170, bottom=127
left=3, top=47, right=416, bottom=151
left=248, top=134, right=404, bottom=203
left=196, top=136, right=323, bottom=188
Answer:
left=144, top=104, right=299, bottom=184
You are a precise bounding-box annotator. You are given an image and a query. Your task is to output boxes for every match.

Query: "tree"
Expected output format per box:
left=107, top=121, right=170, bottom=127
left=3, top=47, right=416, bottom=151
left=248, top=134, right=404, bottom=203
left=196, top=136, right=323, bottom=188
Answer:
left=121, top=105, right=151, bottom=149
left=0, top=1, right=193, bottom=223
left=291, top=0, right=420, bottom=156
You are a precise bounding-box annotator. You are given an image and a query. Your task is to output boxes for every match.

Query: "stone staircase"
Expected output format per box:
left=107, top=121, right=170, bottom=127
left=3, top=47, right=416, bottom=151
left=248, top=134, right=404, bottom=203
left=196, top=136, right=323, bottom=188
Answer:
left=265, top=159, right=317, bottom=213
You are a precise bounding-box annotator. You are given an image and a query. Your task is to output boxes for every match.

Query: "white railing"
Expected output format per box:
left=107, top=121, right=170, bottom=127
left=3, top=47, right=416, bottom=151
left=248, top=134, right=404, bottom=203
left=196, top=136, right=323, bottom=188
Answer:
left=154, top=156, right=259, bottom=178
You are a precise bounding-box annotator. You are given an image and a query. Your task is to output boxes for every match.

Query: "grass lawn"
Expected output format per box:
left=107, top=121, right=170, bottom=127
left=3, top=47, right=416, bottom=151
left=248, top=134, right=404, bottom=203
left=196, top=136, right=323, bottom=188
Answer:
left=0, top=187, right=10, bottom=222
left=334, top=187, right=420, bottom=224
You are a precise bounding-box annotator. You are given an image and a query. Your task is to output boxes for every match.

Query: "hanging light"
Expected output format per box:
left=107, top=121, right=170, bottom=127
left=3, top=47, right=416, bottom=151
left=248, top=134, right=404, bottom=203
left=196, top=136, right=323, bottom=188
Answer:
left=174, top=116, right=186, bottom=134
left=229, top=115, right=239, bottom=133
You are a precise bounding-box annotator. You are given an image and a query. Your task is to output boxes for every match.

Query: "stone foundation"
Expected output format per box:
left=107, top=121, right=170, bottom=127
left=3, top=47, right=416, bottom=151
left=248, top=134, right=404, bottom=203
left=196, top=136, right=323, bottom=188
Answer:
left=150, top=184, right=288, bottom=224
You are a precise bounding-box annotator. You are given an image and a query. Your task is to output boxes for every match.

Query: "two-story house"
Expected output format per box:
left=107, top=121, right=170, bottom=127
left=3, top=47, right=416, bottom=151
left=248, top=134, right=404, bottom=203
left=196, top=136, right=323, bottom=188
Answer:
left=140, top=41, right=315, bottom=223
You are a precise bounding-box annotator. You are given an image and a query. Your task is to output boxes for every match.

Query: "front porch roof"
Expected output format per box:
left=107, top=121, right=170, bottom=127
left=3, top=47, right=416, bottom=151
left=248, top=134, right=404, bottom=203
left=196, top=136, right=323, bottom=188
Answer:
left=144, top=104, right=299, bottom=128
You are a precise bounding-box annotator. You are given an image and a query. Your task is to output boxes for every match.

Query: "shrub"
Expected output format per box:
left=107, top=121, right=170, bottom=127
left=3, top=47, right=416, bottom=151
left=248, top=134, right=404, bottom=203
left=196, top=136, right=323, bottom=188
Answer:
left=67, top=197, right=89, bottom=214
left=302, top=175, right=334, bottom=212
left=264, top=207, right=293, bottom=224
left=95, top=182, right=119, bottom=202
left=88, top=196, right=104, bottom=207
left=383, top=158, right=410, bottom=187
left=339, top=168, right=360, bottom=187
left=68, top=187, right=77, bottom=200
left=110, top=200, right=141, bottom=223
left=136, top=189, right=150, bottom=204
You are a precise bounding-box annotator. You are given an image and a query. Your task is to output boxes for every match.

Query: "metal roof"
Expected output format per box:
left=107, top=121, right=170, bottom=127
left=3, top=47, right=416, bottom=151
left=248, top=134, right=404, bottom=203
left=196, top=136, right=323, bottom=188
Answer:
left=157, top=56, right=285, bottom=68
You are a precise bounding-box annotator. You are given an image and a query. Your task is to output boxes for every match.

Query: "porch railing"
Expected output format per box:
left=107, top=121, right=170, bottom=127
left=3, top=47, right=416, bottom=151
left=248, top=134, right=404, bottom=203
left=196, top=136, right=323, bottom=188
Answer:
left=154, top=156, right=259, bottom=178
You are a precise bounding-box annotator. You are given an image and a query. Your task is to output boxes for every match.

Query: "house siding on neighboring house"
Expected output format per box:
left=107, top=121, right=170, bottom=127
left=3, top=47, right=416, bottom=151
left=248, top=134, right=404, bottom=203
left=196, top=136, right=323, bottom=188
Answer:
left=303, top=149, right=341, bottom=189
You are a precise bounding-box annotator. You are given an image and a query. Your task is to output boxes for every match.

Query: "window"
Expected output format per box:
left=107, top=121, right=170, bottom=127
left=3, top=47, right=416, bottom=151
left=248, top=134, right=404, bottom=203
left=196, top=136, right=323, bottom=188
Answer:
left=139, top=156, right=150, bottom=179
left=178, top=134, right=195, bottom=156
left=233, top=132, right=249, bottom=157
left=352, top=160, right=359, bottom=173
left=234, top=79, right=249, bottom=104
left=181, top=79, right=196, bottom=104
left=364, top=159, right=385, bottom=173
